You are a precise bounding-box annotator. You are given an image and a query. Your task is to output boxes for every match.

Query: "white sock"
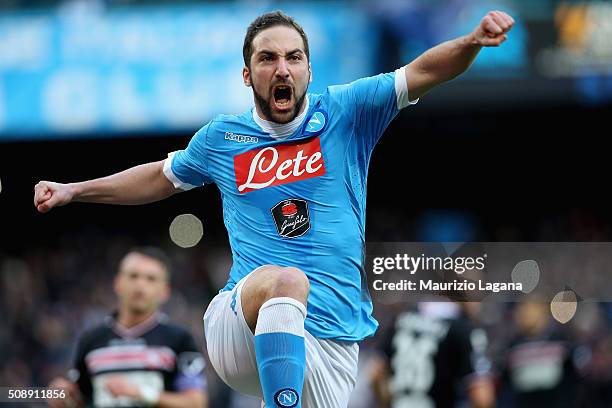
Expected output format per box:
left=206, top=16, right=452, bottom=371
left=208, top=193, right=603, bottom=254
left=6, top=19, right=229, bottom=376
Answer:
left=255, top=297, right=307, bottom=336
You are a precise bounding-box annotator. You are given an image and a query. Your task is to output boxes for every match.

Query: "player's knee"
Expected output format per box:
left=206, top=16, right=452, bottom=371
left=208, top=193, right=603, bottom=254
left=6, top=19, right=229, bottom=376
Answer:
left=268, top=266, right=310, bottom=301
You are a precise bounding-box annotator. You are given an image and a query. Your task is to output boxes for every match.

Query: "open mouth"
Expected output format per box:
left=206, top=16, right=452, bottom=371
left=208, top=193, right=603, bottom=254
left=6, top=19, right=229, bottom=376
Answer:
left=272, top=85, right=293, bottom=110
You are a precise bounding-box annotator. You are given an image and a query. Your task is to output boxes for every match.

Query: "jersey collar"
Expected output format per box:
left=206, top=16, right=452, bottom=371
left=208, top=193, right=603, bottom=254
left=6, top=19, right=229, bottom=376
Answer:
left=106, top=311, right=167, bottom=339
left=252, top=95, right=310, bottom=140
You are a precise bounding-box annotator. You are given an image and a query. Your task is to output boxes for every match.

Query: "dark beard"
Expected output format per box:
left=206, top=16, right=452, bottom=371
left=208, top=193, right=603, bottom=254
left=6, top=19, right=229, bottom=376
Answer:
left=253, top=83, right=307, bottom=124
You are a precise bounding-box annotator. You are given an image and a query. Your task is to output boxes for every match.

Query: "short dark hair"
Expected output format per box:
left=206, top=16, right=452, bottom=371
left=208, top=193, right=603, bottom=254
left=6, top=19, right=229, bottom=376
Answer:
left=121, top=246, right=172, bottom=280
left=243, top=11, right=310, bottom=68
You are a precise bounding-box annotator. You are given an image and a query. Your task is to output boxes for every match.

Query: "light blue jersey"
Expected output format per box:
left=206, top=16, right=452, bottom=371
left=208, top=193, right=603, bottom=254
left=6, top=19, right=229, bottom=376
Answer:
left=164, top=68, right=416, bottom=341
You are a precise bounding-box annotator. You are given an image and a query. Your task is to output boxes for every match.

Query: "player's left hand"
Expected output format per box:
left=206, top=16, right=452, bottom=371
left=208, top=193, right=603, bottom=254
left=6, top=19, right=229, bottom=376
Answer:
left=104, top=376, right=143, bottom=400
left=470, top=10, right=515, bottom=47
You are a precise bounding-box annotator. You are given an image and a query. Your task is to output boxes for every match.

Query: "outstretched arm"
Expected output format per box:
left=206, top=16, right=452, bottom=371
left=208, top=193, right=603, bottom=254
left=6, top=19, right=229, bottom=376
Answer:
left=34, top=160, right=180, bottom=213
left=405, top=10, right=515, bottom=100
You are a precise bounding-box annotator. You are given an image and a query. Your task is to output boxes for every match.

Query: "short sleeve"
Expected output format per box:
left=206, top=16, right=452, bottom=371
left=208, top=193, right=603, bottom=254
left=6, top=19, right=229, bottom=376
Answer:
left=172, top=331, right=207, bottom=392
left=328, top=67, right=418, bottom=150
left=70, top=336, right=93, bottom=404
left=455, top=323, right=477, bottom=379
left=451, top=321, right=492, bottom=382
left=380, top=324, right=396, bottom=361
left=163, top=124, right=214, bottom=190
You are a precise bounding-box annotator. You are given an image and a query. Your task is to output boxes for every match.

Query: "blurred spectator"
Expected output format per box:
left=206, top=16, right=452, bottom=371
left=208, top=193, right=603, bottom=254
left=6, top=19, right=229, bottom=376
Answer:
left=578, top=334, right=612, bottom=407
left=498, top=297, right=581, bottom=408
left=371, top=301, right=495, bottom=408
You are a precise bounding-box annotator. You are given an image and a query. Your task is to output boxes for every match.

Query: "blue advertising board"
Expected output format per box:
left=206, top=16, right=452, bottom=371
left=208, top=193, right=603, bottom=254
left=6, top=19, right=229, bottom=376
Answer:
left=0, top=3, right=378, bottom=139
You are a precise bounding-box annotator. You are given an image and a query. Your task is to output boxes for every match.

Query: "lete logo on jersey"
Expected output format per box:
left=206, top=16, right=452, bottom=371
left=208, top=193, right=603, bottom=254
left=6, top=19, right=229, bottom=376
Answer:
left=234, top=137, right=326, bottom=194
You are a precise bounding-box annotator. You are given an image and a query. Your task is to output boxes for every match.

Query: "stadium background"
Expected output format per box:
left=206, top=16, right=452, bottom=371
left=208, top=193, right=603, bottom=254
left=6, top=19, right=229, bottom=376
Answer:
left=1, top=0, right=611, bottom=406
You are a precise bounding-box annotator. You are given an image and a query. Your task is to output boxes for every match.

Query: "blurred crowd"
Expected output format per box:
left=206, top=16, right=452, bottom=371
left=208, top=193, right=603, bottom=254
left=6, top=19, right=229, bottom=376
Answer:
left=0, top=235, right=221, bottom=393
left=1, top=209, right=611, bottom=407
left=0, top=0, right=323, bottom=10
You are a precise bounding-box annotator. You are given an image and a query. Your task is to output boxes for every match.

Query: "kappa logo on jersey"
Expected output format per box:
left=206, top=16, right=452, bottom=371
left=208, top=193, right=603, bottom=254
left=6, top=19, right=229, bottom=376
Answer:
left=271, top=199, right=310, bottom=238
left=225, top=132, right=259, bottom=144
left=274, top=388, right=299, bottom=407
left=234, top=137, right=326, bottom=194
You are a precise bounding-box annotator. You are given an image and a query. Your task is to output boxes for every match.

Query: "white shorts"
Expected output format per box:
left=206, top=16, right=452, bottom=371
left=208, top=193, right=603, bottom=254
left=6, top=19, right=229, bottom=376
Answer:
left=203, top=268, right=359, bottom=408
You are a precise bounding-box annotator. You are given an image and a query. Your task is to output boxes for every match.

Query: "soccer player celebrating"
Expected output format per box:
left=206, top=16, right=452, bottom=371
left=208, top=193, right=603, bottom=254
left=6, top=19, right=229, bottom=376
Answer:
left=35, top=10, right=514, bottom=408
left=46, top=248, right=207, bottom=408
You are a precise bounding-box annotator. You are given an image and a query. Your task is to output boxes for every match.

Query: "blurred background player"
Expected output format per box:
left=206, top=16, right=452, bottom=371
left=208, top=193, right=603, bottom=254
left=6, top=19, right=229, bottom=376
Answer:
left=371, top=301, right=495, bottom=408
left=497, top=296, right=581, bottom=408
left=47, top=247, right=208, bottom=408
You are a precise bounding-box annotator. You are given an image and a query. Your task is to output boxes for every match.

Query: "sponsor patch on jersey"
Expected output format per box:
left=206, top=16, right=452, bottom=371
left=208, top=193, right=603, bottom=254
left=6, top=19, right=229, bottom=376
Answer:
left=85, top=345, right=175, bottom=373
left=270, top=199, right=310, bottom=238
left=234, top=137, right=325, bottom=194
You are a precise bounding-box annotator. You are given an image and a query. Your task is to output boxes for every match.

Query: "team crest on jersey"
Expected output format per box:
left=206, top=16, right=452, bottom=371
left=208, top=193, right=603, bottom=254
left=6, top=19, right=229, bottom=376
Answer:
left=274, top=388, right=299, bottom=407
left=271, top=199, right=310, bottom=238
left=304, top=110, right=327, bottom=136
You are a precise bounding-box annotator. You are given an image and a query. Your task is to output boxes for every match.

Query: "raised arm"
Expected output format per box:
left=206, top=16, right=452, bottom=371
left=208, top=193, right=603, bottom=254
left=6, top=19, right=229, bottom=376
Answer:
left=405, top=10, right=515, bottom=100
left=34, top=160, right=179, bottom=213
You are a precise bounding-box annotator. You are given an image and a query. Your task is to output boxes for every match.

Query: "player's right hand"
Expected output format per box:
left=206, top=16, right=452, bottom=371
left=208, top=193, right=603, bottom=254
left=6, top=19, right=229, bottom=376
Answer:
left=34, top=181, right=74, bottom=213
left=47, top=377, right=82, bottom=408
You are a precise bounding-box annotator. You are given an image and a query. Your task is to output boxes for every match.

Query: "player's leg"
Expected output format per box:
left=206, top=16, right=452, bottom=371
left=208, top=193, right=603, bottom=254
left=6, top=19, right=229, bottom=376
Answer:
left=301, top=337, right=359, bottom=408
left=240, top=265, right=309, bottom=408
left=203, top=286, right=262, bottom=397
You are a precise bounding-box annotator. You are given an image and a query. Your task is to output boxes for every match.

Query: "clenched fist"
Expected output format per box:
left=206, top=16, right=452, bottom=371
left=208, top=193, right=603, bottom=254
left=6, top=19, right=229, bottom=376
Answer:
left=471, top=10, right=515, bottom=47
left=34, top=181, right=74, bottom=213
